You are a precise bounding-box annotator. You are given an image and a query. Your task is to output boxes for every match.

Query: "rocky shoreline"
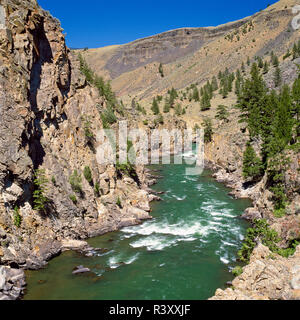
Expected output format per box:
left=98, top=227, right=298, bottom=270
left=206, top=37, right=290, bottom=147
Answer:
left=206, top=159, right=300, bottom=300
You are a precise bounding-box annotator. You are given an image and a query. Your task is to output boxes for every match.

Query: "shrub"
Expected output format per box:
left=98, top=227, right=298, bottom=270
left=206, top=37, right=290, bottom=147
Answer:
left=81, top=115, right=94, bottom=140
left=232, top=266, right=243, bottom=277
left=69, top=170, right=83, bottom=194
left=215, top=105, right=229, bottom=122
left=13, top=206, right=22, bottom=228
left=203, top=118, right=213, bottom=143
left=33, top=169, right=49, bottom=213
left=83, top=166, right=93, bottom=184
left=116, top=197, right=122, bottom=208
left=94, top=182, right=100, bottom=196
left=69, top=195, right=77, bottom=204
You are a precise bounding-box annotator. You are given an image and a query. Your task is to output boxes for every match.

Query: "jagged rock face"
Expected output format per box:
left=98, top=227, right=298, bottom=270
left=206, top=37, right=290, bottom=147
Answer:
left=210, top=244, right=300, bottom=300
left=105, top=19, right=251, bottom=79
left=0, top=0, right=152, bottom=272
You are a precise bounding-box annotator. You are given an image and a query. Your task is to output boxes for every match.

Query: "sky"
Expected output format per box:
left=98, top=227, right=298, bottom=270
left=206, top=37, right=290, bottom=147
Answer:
left=38, top=0, right=278, bottom=49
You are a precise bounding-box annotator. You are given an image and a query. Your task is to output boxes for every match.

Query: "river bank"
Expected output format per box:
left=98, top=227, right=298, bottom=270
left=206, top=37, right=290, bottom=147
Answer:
left=22, top=161, right=251, bottom=300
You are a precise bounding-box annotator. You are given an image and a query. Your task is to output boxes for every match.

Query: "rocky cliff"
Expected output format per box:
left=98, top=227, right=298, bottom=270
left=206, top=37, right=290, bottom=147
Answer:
left=0, top=0, right=156, bottom=300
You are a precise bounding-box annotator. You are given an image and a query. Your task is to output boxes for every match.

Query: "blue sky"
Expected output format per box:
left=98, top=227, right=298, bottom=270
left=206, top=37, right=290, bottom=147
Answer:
left=38, top=0, right=277, bottom=48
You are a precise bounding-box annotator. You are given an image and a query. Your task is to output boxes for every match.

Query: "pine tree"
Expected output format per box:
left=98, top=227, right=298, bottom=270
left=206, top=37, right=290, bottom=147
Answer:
left=151, top=98, right=160, bottom=115
left=247, top=56, right=251, bottom=66
left=200, top=90, right=211, bottom=111
left=203, top=118, right=213, bottom=143
left=292, top=74, right=300, bottom=136
left=192, top=86, right=200, bottom=101
left=272, top=55, right=279, bottom=67
left=274, top=66, right=282, bottom=88
left=163, top=98, right=171, bottom=113
left=258, top=57, right=264, bottom=69
left=237, top=63, right=268, bottom=137
left=158, top=63, right=164, bottom=77
left=241, top=62, right=245, bottom=73
left=242, top=143, right=263, bottom=181
left=215, top=105, right=229, bottom=122
left=263, top=61, right=269, bottom=74
left=211, top=76, right=218, bottom=91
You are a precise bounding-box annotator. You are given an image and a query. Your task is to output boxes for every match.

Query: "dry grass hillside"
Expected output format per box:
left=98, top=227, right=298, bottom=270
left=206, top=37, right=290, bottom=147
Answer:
left=79, top=0, right=299, bottom=107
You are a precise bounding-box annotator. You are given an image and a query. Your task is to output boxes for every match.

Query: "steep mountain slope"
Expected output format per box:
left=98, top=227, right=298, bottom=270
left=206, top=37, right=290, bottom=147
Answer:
left=81, top=0, right=299, bottom=103
left=0, top=0, right=156, bottom=299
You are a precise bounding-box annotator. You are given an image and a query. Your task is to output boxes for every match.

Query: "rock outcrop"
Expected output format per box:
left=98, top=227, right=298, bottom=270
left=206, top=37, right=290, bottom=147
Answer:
left=0, top=0, right=156, bottom=300
left=210, top=244, right=300, bottom=300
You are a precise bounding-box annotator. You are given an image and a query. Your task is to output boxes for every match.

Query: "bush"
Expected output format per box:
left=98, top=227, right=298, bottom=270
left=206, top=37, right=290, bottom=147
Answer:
left=203, top=118, right=213, bottom=143
left=232, top=266, right=243, bottom=277
left=69, top=170, right=83, bottom=194
left=94, top=182, right=100, bottom=196
left=83, top=166, right=93, bottom=184
left=81, top=115, right=94, bottom=140
left=69, top=195, right=77, bottom=204
left=13, top=206, right=22, bottom=228
left=116, top=197, right=122, bottom=208
left=33, top=169, right=49, bottom=213
left=215, top=105, right=229, bottom=122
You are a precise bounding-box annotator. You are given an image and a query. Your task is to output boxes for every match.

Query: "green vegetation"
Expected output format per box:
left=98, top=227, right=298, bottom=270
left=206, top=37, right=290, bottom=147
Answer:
left=33, top=169, right=49, bottom=214
left=238, top=62, right=299, bottom=213
left=94, top=182, right=100, bottom=196
left=174, top=103, right=183, bottom=116
left=78, top=53, right=123, bottom=127
left=69, top=194, right=77, bottom=205
left=83, top=166, right=93, bottom=184
left=274, top=66, right=282, bottom=88
left=292, top=41, right=300, bottom=60
left=116, top=197, right=122, bottom=208
left=100, top=106, right=117, bottom=129
left=81, top=115, right=94, bottom=141
left=69, top=170, right=83, bottom=194
left=158, top=63, right=164, bottom=77
left=202, top=118, right=213, bottom=143
left=154, top=113, right=164, bottom=125
left=232, top=266, right=243, bottom=277
left=238, top=219, right=299, bottom=263
left=151, top=98, right=160, bottom=115
left=13, top=206, right=22, bottom=228
left=242, top=142, right=263, bottom=181
left=215, top=105, right=229, bottom=122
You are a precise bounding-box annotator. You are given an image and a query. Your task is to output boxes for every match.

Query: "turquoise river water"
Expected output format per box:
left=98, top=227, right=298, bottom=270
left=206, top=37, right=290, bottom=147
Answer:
left=24, top=152, right=251, bottom=300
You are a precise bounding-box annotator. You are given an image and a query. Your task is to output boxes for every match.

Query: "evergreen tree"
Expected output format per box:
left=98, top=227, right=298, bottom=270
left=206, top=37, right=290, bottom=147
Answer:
left=203, top=118, right=213, bottom=143
left=263, top=61, right=269, bottom=74
left=258, top=57, right=264, bottom=69
left=247, top=56, right=251, bottom=66
left=241, top=62, right=246, bottom=73
left=163, top=98, right=170, bottom=113
left=200, top=90, right=211, bottom=111
left=151, top=98, right=160, bottom=115
left=272, top=55, right=279, bottom=67
left=192, top=86, right=200, bottom=101
left=274, top=66, right=282, bottom=88
left=215, top=105, right=229, bottom=122
left=242, top=142, right=263, bottom=181
left=158, top=63, right=164, bottom=77
left=212, top=76, right=218, bottom=91
left=292, top=74, right=300, bottom=136
left=237, top=63, right=268, bottom=137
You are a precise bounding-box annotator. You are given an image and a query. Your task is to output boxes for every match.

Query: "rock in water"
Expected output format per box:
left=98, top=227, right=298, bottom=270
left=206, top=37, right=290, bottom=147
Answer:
left=72, top=266, right=91, bottom=275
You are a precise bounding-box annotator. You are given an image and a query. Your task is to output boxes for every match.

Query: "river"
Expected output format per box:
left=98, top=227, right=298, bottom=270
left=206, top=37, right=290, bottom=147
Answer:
left=24, top=153, right=251, bottom=300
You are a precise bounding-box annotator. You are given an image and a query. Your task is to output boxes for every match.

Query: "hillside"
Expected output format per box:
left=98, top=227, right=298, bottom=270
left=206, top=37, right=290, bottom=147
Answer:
left=81, top=0, right=299, bottom=105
